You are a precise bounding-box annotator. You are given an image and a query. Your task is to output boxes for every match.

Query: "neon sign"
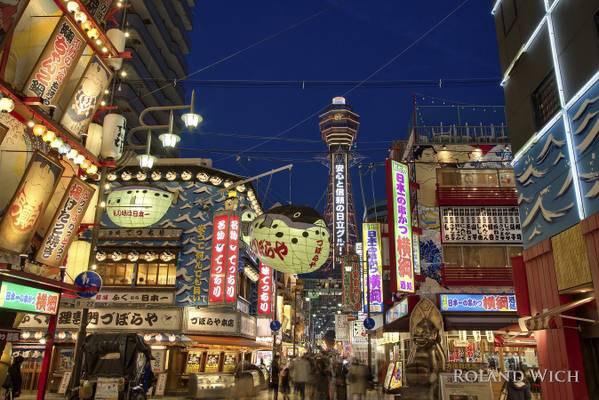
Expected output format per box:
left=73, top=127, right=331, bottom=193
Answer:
left=440, top=294, right=517, bottom=313
left=0, top=282, right=59, bottom=315
left=362, top=223, right=383, bottom=313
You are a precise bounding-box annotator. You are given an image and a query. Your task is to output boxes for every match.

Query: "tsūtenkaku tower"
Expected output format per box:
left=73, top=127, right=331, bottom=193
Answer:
left=321, top=96, right=359, bottom=275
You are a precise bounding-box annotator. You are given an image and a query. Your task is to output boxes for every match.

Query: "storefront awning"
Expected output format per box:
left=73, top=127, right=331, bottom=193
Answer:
left=186, top=335, right=269, bottom=350
left=444, top=315, right=519, bottom=331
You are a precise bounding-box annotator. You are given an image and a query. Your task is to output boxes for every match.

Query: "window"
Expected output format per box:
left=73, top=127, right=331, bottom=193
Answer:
left=437, top=169, right=515, bottom=188
left=500, top=0, right=517, bottom=36
left=96, top=263, right=134, bottom=286
left=98, top=262, right=176, bottom=287
left=442, top=246, right=522, bottom=267
left=532, top=72, right=560, bottom=130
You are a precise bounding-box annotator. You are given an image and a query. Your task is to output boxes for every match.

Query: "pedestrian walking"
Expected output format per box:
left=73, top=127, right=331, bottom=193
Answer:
left=347, top=359, right=369, bottom=400
left=2, top=356, right=23, bottom=399
left=314, top=357, right=331, bottom=400
left=271, top=357, right=280, bottom=400
left=293, top=355, right=311, bottom=400
left=281, top=367, right=291, bottom=400
left=334, top=360, right=348, bottom=400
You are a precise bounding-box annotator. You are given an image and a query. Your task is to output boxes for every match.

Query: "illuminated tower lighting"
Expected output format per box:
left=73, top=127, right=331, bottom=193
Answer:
left=320, top=96, right=359, bottom=273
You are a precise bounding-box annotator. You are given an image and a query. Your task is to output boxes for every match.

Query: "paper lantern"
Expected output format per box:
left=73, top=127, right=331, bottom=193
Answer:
left=106, top=29, right=126, bottom=70
left=249, top=205, right=330, bottom=274
left=100, top=113, right=126, bottom=160
left=65, top=240, right=91, bottom=284
left=85, top=123, right=103, bottom=157
left=106, top=186, right=173, bottom=227
left=240, top=209, right=256, bottom=246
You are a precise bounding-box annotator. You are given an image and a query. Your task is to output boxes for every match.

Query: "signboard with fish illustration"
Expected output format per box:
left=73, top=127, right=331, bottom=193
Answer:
left=569, top=79, right=599, bottom=219
left=99, top=167, right=257, bottom=306
left=513, top=120, right=578, bottom=248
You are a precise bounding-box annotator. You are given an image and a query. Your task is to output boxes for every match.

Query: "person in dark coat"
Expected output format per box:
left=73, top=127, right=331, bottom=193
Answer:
left=271, top=357, right=280, bottom=400
left=2, top=356, right=24, bottom=398
left=505, top=371, right=532, bottom=400
left=280, top=367, right=291, bottom=400
left=334, top=360, right=348, bottom=400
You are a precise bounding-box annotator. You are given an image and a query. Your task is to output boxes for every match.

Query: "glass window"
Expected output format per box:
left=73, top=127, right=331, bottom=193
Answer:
left=136, top=263, right=176, bottom=286
left=443, top=246, right=462, bottom=267
left=462, top=246, right=507, bottom=267
left=97, top=263, right=134, bottom=286
left=532, top=72, right=560, bottom=130
left=437, top=169, right=501, bottom=187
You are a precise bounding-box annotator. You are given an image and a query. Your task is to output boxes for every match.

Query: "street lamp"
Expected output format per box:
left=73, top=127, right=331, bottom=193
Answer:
left=158, top=112, right=181, bottom=148
left=181, top=90, right=203, bottom=129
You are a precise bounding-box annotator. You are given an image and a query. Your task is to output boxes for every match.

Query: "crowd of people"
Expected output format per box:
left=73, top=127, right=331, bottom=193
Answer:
left=268, top=352, right=372, bottom=400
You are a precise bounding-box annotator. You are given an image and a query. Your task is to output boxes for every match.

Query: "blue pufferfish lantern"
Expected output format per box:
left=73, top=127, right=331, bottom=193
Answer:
left=249, top=205, right=330, bottom=274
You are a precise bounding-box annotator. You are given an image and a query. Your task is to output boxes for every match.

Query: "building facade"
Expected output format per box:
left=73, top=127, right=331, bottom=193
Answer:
left=493, top=1, right=599, bottom=398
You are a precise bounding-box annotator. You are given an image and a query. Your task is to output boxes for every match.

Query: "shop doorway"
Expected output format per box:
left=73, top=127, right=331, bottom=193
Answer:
left=581, top=338, right=599, bottom=399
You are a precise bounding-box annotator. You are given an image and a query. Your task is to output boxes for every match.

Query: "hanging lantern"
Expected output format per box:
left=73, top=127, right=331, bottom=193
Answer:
left=240, top=209, right=257, bottom=246
left=127, top=251, right=139, bottom=262
left=85, top=123, right=103, bottom=157
left=106, top=29, right=126, bottom=70
left=180, top=170, right=192, bottom=181
left=249, top=205, right=330, bottom=274
left=472, top=330, right=481, bottom=343
left=151, top=171, right=162, bottom=181
left=32, top=124, right=47, bottom=137
left=95, top=251, right=107, bottom=261
left=196, top=172, right=209, bottom=182
left=209, top=176, right=222, bottom=186
left=58, top=142, right=71, bottom=155
left=100, top=113, right=126, bottom=160
left=111, top=251, right=123, bottom=261
left=106, top=186, right=173, bottom=228
left=159, top=132, right=180, bottom=148
left=86, top=164, right=98, bottom=175
left=165, top=171, right=177, bottom=181
left=42, top=130, right=56, bottom=143
left=67, top=148, right=79, bottom=161
left=137, top=154, right=156, bottom=170
left=65, top=240, right=91, bottom=284
left=50, top=137, right=64, bottom=149
left=485, top=330, right=494, bottom=343
left=0, top=96, right=15, bottom=113
left=458, top=330, right=467, bottom=342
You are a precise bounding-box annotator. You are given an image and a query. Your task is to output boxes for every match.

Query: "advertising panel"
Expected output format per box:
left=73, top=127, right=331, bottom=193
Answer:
left=23, top=17, right=86, bottom=105
left=82, top=0, right=114, bottom=22
left=439, top=294, right=517, bottom=313
left=105, top=186, right=172, bottom=228
left=224, top=214, right=240, bottom=303
left=440, top=206, right=522, bottom=243
left=362, top=223, right=383, bottom=313
left=0, top=152, right=64, bottom=254
left=342, top=254, right=361, bottom=312
left=35, top=177, right=94, bottom=267
left=60, top=56, right=113, bottom=138
left=0, top=282, right=59, bottom=314
left=257, top=262, right=272, bottom=316
left=184, top=309, right=256, bottom=339
left=387, top=160, right=414, bottom=293
left=208, top=214, right=229, bottom=303
left=333, top=153, right=348, bottom=260
left=385, top=298, right=408, bottom=325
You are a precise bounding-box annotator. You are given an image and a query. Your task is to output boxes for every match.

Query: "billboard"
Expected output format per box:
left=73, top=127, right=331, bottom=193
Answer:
left=0, top=152, right=64, bottom=254
left=342, top=254, right=362, bottom=312
left=0, top=282, right=59, bottom=315
left=257, top=262, right=273, bottom=315
left=23, top=17, right=86, bottom=105
left=105, top=186, right=172, bottom=228
left=224, top=215, right=240, bottom=303
left=36, top=178, right=95, bottom=267
left=60, top=56, right=113, bottom=138
left=387, top=160, right=415, bottom=293
left=333, top=153, right=348, bottom=260
left=362, top=223, right=383, bottom=313
left=439, top=294, right=517, bottom=313
left=208, top=214, right=229, bottom=303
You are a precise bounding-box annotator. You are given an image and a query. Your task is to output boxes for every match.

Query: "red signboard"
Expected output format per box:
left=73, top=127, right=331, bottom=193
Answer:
left=36, top=178, right=94, bottom=267
left=257, top=262, right=273, bottom=315
left=208, top=214, right=229, bottom=303
left=224, top=215, right=240, bottom=303
left=342, top=255, right=362, bottom=312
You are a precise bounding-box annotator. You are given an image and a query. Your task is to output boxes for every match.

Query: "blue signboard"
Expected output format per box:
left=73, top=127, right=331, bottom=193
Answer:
left=439, top=294, right=517, bottom=313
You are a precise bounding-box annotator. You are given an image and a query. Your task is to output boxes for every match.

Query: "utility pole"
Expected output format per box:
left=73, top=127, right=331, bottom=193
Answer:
left=292, top=288, right=298, bottom=357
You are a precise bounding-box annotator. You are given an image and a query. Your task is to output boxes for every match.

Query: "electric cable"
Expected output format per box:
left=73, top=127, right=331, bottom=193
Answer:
left=215, top=0, right=472, bottom=162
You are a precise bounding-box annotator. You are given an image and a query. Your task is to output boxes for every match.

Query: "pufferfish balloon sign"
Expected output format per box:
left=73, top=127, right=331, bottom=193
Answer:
left=249, top=205, right=330, bottom=274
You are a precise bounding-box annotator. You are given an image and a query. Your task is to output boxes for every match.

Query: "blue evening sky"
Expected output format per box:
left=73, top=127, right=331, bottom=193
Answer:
left=181, top=0, right=504, bottom=218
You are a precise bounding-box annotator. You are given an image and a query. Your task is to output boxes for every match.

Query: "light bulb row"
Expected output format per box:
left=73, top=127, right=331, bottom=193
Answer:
left=31, top=123, right=98, bottom=175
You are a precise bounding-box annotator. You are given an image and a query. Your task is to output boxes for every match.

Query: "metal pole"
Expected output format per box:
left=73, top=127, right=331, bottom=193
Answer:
left=271, top=271, right=278, bottom=364
left=365, top=250, right=372, bottom=374
left=69, top=167, right=108, bottom=395
left=292, top=289, right=297, bottom=357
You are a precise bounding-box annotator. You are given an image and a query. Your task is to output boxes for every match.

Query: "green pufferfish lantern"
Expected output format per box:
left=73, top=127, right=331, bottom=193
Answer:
left=249, top=205, right=330, bottom=274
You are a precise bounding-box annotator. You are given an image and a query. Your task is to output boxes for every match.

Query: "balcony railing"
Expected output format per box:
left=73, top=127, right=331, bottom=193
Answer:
left=414, top=123, right=508, bottom=144
left=442, top=265, right=514, bottom=286
left=437, top=186, right=518, bottom=206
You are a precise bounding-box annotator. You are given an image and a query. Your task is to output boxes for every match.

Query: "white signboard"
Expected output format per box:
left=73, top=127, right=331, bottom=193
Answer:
left=58, top=371, right=71, bottom=394
left=440, top=206, right=522, bottom=244
left=154, top=373, right=167, bottom=396
left=351, top=320, right=368, bottom=344
left=335, top=314, right=350, bottom=341
left=333, top=153, right=348, bottom=259
left=95, top=290, right=174, bottom=305
left=385, top=298, right=409, bottom=325
left=184, top=309, right=256, bottom=338
left=95, top=377, right=120, bottom=399
left=18, top=309, right=181, bottom=331
left=151, top=349, right=166, bottom=373
left=439, top=372, right=493, bottom=400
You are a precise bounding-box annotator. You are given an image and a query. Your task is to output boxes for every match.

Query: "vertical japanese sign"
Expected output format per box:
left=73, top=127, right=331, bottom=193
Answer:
left=333, top=153, right=348, bottom=261
left=0, top=152, right=64, bottom=254
left=194, top=223, right=208, bottom=304
left=208, top=214, right=228, bottom=303
left=225, top=215, right=240, bottom=303
left=387, top=160, right=415, bottom=293
left=35, top=177, right=94, bottom=267
left=257, top=262, right=273, bottom=315
left=82, top=0, right=114, bottom=22
left=60, top=56, right=113, bottom=138
left=23, top=17, right=86, bottom=105
left=342, top=254, right=362, bottom=312
left=355, top=242, right=367, bottom=313
left=362, top=223, right=383, bottom=313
